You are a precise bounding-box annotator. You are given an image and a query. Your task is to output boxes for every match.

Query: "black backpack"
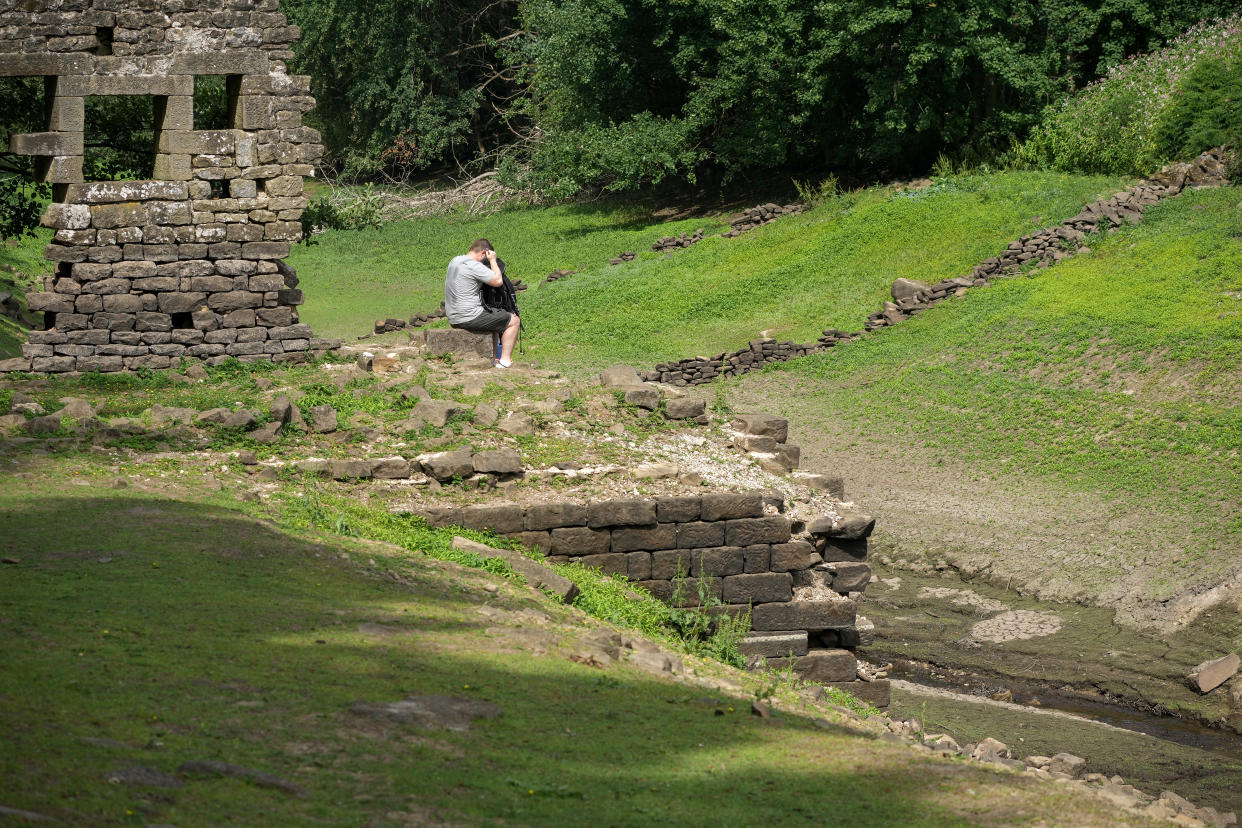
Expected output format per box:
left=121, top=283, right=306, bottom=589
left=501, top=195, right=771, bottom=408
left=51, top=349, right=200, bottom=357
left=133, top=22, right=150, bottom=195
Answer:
left=482, top=257, right=521, bottom=317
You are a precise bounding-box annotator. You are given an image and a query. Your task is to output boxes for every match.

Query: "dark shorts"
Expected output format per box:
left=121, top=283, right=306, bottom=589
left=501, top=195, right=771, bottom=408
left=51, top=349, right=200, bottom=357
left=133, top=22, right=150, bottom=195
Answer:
left=452, top=307, right=511, bottom=333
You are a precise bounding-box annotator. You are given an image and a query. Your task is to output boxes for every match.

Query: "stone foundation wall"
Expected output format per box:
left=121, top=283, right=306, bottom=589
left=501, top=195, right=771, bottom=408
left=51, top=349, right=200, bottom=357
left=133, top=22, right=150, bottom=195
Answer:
left=415, top=492, right=888, bottom=703
left=0, top=0, right=325, bottom=373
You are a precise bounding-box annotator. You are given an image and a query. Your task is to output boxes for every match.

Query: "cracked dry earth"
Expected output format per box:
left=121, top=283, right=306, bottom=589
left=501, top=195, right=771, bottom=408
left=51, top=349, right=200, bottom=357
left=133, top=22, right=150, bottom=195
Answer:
left=728, top=373, right=1240, bottom=632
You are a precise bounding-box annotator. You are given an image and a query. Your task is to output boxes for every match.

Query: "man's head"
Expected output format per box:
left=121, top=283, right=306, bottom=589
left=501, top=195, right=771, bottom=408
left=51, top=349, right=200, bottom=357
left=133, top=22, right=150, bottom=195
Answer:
left=468, top=238, right=494, bottom=262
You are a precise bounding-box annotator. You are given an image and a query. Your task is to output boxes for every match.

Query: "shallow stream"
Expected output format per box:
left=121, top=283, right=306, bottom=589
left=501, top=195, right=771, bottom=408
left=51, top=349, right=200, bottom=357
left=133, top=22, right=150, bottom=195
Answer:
left=862, top=563, right=1242, bottom=814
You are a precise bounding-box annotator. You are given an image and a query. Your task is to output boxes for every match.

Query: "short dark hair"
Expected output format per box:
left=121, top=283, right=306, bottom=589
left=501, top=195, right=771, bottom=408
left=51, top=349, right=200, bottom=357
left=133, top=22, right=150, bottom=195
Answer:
left=470, top=238, right=493, bottom=253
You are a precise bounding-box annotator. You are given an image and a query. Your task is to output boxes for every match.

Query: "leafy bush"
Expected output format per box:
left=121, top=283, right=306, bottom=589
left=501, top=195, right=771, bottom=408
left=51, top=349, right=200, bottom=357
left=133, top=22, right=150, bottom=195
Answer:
left=0, top=176, right=48, bottom=242
left=299, top=185, right=387, bottom=242
left=1154, top=48, right=1242, bottom=160
left=1016, top=15, right=1242, bottom=176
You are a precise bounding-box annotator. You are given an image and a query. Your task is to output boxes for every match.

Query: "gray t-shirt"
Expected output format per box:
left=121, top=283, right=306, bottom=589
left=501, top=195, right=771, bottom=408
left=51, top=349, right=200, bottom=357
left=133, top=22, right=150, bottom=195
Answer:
left=444, top=255, right=495, bottom=325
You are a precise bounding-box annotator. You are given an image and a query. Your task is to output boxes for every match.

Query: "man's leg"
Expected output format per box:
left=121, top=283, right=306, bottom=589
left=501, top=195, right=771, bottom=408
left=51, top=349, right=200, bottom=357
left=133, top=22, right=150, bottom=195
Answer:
left=498, top=314, right=520, bottom=364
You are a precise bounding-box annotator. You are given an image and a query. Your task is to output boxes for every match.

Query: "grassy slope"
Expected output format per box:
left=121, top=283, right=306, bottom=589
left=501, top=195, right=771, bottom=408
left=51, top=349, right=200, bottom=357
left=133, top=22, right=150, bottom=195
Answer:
left=0, top=227, right=52, bottom=358
left=0, top=490, right=1143, bottom=826
left=762, top=185, right=1242, bottom=590
left=289, top=203, right=728, bottom=341
left=291, top=173, right=1123, bottom=372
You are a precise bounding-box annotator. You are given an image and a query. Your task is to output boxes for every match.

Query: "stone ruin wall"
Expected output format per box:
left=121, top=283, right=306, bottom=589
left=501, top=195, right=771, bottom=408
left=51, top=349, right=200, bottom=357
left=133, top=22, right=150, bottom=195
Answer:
left=0, top=0, right=326, bottom=374
left=416, top=492, right=889, bottom=707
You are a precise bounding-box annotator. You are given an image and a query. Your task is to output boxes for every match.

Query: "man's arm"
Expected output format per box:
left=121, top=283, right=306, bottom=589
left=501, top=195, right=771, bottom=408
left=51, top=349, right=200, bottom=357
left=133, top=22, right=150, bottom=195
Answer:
left=482, top=250, right=503, bottom=287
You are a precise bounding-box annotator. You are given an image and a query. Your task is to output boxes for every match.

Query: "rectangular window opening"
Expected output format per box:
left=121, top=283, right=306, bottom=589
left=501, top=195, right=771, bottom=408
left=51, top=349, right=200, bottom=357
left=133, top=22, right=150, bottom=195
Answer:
left=208, top=179, right=226, bottom=199
left=170, top=312, right=194, bottom=329
left=83, top=95, right=155, bottom=181
left=193, top=75, right=241, bottom=131
left=93, top=27, right=114, bottom=56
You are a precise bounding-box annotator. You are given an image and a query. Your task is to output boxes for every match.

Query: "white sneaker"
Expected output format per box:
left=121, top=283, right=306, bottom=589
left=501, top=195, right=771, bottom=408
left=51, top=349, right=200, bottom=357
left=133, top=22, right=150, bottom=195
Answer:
left=494, top=359, right=511, bottom=369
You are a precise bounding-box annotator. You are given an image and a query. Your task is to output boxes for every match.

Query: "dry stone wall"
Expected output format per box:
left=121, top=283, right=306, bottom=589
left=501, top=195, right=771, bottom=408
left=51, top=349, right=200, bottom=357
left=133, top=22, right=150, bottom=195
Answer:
left=642, top=149, right=1231, bottom=387
left=0, top=0, right=327, bottom=374
left=415, top=492, right=888, bottom=705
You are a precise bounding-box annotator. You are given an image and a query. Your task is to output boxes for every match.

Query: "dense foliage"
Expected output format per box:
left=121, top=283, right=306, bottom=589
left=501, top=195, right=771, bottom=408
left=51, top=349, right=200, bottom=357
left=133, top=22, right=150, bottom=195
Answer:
left=1017, top=15, right=1242, bottom=175
left=281, top=0, right=524, bottom=181
left=283, top=0, right=1235, bottom=192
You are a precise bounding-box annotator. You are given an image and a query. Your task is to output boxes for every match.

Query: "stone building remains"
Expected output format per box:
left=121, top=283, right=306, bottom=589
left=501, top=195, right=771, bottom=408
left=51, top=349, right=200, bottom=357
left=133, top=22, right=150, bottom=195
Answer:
left=0, top=0, right=324, bottom=373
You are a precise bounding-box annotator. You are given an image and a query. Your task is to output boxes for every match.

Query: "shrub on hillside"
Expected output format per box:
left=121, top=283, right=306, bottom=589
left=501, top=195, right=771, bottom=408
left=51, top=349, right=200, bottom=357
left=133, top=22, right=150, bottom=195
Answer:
left=1154, top=48, right=1242, bottom=161
left=1016, top=15, right=1242, bottom=176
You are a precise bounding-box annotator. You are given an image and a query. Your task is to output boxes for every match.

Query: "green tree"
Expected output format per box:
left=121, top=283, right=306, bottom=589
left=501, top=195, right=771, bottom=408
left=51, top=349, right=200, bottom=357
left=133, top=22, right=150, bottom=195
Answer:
left=283, top=0, right=527, bottom=180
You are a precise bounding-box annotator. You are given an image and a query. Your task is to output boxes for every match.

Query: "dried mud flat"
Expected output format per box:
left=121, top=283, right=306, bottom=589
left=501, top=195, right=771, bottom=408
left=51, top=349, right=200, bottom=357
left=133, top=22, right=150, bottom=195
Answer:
left=728, top=372, right=1242, bottom=734
left=728, top=372, right=1240, bottom=633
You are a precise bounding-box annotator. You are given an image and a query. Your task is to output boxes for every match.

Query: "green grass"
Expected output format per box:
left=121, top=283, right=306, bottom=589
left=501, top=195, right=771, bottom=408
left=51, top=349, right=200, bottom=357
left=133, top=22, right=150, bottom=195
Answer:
left=0, top=226, right=52, bottom=358
left=0, top=490, right=1145, bottom=826
left=289, top=202, right=727, bottom=340
left=770, top=185, right=1242, bottom=572
left=290, top=172, right=1123, bottom=373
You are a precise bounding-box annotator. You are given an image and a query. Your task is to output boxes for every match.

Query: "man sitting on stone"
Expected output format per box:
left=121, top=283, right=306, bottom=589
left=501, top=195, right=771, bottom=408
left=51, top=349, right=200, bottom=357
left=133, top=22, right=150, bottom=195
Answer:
left=444, top=239, right=520, bottom=368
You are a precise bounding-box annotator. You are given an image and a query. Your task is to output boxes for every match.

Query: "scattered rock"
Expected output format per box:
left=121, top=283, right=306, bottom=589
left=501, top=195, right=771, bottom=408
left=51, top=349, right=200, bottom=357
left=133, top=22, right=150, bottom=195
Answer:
left=57, top=397, right=95, bottom=420
left=269, top=395, right=298, bottom=426
left=308, top=404, right=338, bottom=434
left=27, top=413, right=61, bottom=435
left=195, top=407, right=231, bottom=425
left=413, top=398, right=469, bottom=428
left=1188, top=653, right=1240, bottom=694
left=472, top=402, right=499, bottom=427
left=350, top=694, right=502, bottom=733
left=632, top=462, right=678, bottom=480
left=926, top=734, right=961, bottom=753
left=663, top=397, right=705, bottom=420
left=178, top=760, right=306, bottom=796
left=971, top=737, right=1011, bottom=763
left=106, top=765, right=183, bottom=788
left=601, top=364, right=643, bottom=388
left=497, top=412, right=536, bottom=436
left=1048, top=752, right=1086, bottom=777
left=452, top=536, right=580, bottom=602
left=370, top=457, right=412, bottom=479
left=473, top=449, right=523, bottom=476
left=150, top=404, right=196, bottom=426
left=624, top=386, right=660, bottom=410
left=219, top=409, right=257, bottom=430
left=421, top=448, right=475, bottom=482
left=891, top=278, right=931, bottom=302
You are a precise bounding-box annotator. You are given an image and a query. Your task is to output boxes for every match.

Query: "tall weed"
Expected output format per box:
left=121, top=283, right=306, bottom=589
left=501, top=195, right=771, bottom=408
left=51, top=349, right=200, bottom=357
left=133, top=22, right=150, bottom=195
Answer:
left=1016, top=15, right=1242, bottom=175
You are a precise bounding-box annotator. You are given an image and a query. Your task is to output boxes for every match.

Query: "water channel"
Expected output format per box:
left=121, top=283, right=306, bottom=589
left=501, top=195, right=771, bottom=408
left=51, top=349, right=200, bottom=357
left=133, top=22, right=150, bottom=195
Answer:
left=860, top=563, right=1242, bottom=815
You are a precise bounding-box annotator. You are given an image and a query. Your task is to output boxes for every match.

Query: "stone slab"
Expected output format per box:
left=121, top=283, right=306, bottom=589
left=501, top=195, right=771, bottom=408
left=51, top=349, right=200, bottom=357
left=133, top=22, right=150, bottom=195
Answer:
left=750, top=599, right=856, bottom=631
left=424, top=328, right=493, bottom=358
left=738, top=631, right=808, bottom=659
left=451, top=537, right=579, bottom=603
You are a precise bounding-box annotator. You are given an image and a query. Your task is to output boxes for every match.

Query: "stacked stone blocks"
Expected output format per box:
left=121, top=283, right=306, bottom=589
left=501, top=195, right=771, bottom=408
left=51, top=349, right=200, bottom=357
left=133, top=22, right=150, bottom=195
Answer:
left=419, top=491, right=887, bottom=704
left=0, top=0, right=325, bottom=373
